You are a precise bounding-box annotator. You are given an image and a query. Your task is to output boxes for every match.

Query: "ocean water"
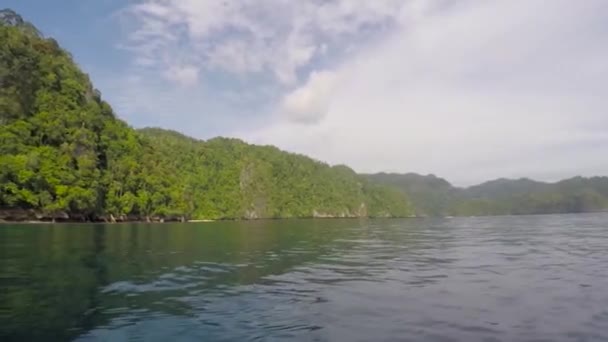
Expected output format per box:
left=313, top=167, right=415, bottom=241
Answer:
left=1, top=214, right=607, bottom=341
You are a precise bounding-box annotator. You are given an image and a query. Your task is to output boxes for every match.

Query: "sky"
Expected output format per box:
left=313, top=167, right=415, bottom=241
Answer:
left=5, top=0, right=608, bottom=185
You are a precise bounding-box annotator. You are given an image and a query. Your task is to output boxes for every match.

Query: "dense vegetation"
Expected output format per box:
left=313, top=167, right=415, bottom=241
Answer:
left=365, top=173, right=608, bottom=217
left=3, top=9, right=608, bottom=221
left=362, top=173, right=456, bottom=217
left=0, top=10, right=412, bottom=221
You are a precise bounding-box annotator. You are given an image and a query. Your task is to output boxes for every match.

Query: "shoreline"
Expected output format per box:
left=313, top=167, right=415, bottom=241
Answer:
left=1, top=211, right=607, bottom=224
left=0, top=208, right=418, bottom=224
left=0, top=215, right=419, bottom=224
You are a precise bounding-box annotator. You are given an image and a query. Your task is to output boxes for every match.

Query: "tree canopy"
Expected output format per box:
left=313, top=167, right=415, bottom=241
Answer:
left=0, top=10, right=413, bottom=221
left=365, top=173, right=608, bottom=217
left=4, top=9, right=607, bottom=221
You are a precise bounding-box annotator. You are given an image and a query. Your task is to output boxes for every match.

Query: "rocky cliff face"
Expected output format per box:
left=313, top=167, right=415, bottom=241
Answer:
left=0, top=9, right=23, bottom=26
left=0, top=8, right=41, bottom=35
left=0, top=209, right=191, bottom=223
left=311, top=203, right=368, bottom=218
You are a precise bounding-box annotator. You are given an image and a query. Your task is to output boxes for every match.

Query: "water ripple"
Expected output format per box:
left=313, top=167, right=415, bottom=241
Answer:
left=2, top=214, right=608, bottom=341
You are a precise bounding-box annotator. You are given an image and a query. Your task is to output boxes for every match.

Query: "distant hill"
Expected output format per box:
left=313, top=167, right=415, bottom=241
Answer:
left=0, top=9, right=412, bottom=221
left=463, top=178, right=548, bottom=199
left=363, top=173, right=456, bottom=216
left=364, top=173, right=608, bottom=217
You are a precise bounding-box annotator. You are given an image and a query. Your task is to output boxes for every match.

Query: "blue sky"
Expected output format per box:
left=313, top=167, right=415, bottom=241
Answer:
left=4, top=1, right=127, bottom=71
left=5, top=0, right=608, bottom=185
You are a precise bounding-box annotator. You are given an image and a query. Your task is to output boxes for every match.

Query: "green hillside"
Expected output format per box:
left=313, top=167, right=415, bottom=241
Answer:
left=3, top=8, right=607, bottom=222
left=0, top=9, right=413, bottom=222
left=365, top=173, right=608, bottom=217
left=363, top=173, right=456, bottom=217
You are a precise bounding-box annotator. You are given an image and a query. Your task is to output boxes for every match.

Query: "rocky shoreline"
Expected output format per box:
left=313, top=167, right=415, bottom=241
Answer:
left=0, top=208, right=413, bottom=224
left=0, top=209, right=190, bottom=223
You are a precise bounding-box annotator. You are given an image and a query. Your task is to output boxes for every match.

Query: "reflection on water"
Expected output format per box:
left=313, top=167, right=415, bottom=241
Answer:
left=1, top=215, right=608, bottom=341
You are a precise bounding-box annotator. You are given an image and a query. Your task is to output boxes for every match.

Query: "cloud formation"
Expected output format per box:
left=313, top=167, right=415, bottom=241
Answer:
left=163, top=64, right=199, bottom=86
left=123, top=0, right=402, bottom=84
left=280, top=70, right=340, bottom=124
left=117, top=0, right=608, bottom=185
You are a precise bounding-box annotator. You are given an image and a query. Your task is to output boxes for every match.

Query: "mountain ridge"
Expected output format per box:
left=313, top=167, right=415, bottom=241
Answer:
left=365, top=173, right=608, bottom=217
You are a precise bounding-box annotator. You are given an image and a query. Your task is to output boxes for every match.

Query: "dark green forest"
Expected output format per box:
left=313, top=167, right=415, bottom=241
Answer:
left=365, top=173, right=608, bottom=217
left=0, top=10, right=412, bottom=221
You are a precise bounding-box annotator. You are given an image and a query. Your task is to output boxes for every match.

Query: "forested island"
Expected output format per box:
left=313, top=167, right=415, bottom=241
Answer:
left=0, top=10, right=412, bottom=222
left=2, top=9, right=608, bottom=222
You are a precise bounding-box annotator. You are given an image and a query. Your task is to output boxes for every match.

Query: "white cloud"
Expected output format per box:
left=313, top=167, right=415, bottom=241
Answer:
left=163, top=64, right=199, bottom=86
left=280, top=71, right=340, bottom=124
left=238, top=0, right=608, bottom=185
left=122, top=0, right=403, bottom=85
left=114, top=0, right=608, bottom=185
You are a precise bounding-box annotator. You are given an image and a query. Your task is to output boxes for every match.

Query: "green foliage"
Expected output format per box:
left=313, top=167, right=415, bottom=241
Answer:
left=0, top=12, right=412, bottom=220
left=363, top=173, right=456, bottom=216
left=3, top=10, right=607, bottom=221
left=365, top=173, right=608, bottom=217
left=135, top=129, right=413, bottom=219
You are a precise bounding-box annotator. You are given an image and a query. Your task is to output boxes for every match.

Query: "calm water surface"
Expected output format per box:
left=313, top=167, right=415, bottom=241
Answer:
left=1, top=214, right=607, bottom=341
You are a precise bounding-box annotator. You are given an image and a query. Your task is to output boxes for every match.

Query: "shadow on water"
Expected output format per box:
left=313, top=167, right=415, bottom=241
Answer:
left=6, top=216, right=603, bottom=341
left=0, top=219, right=399, bottom=341
left=0, top=225, right=110, bottom=341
